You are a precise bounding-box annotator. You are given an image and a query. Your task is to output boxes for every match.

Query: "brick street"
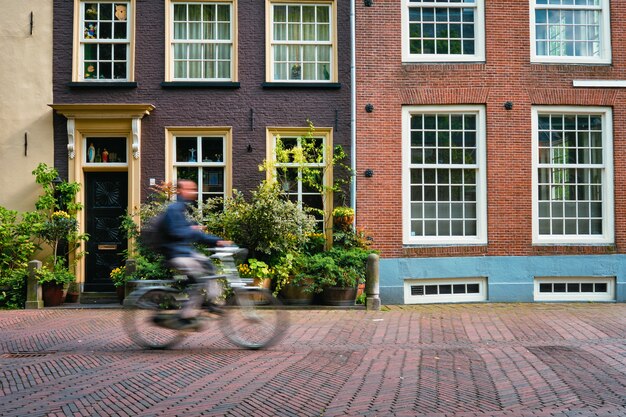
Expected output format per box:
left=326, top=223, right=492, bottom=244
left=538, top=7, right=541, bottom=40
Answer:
left=0, top=303, right=624, bottom=417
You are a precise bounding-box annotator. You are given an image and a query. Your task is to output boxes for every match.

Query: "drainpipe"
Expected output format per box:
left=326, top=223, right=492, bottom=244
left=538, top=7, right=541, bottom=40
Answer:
left=350, top=0, right=357, bottom=220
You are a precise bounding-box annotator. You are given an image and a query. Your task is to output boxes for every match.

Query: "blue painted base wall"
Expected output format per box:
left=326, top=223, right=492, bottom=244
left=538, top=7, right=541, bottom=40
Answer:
left=380, top=254, right=626, bottom=304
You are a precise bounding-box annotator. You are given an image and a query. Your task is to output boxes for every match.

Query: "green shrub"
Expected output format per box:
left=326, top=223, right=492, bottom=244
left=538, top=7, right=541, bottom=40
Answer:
left=0, top=269, right=28, bottom=309
left=202, top=181, right=316, bottom=265
left=0, top=207, right=39, bottom=274
left=35, top=258, right=75, bottom=286
left=0, top=207, right=40, bottom=309
left=294, top=246, right=372, bottom=293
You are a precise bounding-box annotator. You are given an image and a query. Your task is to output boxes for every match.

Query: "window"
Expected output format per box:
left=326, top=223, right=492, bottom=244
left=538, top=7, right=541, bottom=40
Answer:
left=534, top=277, right=615, bottom=301
left=167, top=128, right=232, bottom=209
left=404, top=278, right=487, bottom=304
left=167, top=1, right=236, bottom=81
left=77, top=1, right=132, bottom=81
left=403, top=106, right=487, bottom=245
left=530, top=0, right=611, bottom=64
left=532, top=107, right=613, bottom=244
left=267, top=1, right=336, bottom=82
left=402, top=0, right=485, bottom=63
left=84, top=137, right=128, bottom=165
left=268, top=127, right=333, bottom=229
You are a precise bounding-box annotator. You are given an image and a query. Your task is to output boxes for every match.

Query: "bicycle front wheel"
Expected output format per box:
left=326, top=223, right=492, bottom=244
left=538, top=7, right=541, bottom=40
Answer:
left=220, top=288, right=288, bottom=349
left=123, top=289, right=185, bottom=349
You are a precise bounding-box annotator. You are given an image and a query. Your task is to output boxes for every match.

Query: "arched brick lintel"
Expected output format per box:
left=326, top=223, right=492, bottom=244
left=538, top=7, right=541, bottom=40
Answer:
left=526, top=88, right=618, bottom=106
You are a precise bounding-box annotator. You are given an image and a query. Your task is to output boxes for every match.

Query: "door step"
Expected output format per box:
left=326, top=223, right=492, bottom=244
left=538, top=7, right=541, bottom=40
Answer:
left=80, top=292, right=119, bottom=304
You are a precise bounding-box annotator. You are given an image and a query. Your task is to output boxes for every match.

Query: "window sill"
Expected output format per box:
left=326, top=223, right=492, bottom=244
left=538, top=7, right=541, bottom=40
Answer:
left=403, top=242, right=488, bottom=248
left=262, top=82, right=341, bottom=89
left=161, top=81, right=240, bottom=89
left=529, top=60, right=612, bottom=67
left=67, top=82, right=137, bottom=88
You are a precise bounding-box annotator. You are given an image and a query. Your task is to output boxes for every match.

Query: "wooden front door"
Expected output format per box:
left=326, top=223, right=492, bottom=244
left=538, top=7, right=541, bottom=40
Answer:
left=84, top=172, right=128, bottom=292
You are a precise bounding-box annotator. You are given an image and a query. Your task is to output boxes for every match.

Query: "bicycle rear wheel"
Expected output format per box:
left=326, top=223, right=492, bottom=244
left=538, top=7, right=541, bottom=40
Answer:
left=220, top=288, right=288, bottom=349
left=123, top=289, right=185, bottom=349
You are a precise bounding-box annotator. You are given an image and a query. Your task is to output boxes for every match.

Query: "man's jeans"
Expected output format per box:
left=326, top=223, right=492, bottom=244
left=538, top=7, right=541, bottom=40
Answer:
left=169, top=253, right=220, bottom=319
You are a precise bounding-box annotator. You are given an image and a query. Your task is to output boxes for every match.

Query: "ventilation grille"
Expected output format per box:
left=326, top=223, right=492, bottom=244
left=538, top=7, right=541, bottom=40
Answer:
left=405, top=278, right=487, bottom=304
left=410, top=283, right=480, bottom=296
left=539, top=282, right=607, bottom=294
left=534, top=277, right=615, bottom=302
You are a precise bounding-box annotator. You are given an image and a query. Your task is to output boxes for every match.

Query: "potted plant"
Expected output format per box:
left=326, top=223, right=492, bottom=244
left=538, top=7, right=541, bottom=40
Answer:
left=31, top=164, right=86, bottom=306
left=36, top=259, right=76, bottom=306
left=332, top=206, right=354, bottom=230
left=237, top=259, right=272, bottom=288
left=273, top=253, right=315, bottom=305
left=109, top=266, right=129, bottom=303
left=65, top=281, right=79, bottom=303
left=295, top=246, right=371, bottom=306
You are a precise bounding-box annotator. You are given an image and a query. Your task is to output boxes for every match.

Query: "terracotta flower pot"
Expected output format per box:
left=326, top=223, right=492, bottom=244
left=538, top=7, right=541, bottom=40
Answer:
left=333, top=215, right=354, bottom=230
left=42, top=282, right=64, bottom=307
left=116, top=286, right=125, bottom=304
left=65, top=292, right=79, bottom=303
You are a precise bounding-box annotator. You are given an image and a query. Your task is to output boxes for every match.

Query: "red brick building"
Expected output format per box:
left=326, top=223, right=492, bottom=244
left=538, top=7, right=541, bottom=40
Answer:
left=356, top=0, right=626, bottom=303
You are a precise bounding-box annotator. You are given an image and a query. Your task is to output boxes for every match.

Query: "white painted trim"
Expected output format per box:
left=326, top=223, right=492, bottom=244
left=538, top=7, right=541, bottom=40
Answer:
left=67, top=118, right=76, bottom=159
left=531, top=105, right=614, bottom=245
left=401, top=0, right=485, bottom=63
left=402, top=105, right=487, bottom=245
left=132, top=117, right=140, bottom=159
left=404, top=277, right=487, bottom=304
left=529, top=0, right=611, bottom=65
left=573, top=80, right=626, bottom=88
left=534, top=276, right=615, bottom=302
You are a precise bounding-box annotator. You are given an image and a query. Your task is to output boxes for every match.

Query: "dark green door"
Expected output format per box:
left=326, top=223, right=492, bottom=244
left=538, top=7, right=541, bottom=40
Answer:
left=84, top=172, right=128, bottom=292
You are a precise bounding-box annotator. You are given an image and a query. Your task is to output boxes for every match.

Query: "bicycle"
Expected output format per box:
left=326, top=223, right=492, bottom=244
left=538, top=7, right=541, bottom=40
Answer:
left=123, top=246, right=288, bottom=350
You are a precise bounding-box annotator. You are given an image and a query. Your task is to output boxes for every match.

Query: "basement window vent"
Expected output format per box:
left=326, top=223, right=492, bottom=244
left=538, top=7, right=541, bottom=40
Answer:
left=534, top=277, right=615, bottom=302
left=404, top=278, right=487, bottom=304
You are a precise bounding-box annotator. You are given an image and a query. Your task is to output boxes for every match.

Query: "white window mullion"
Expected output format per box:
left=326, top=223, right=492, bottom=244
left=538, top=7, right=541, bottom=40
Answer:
left=531, top=0, right=610, bottom=64
left=403, top=105, right=486, bottom=245
left=532, top=106, right=613, bottom=244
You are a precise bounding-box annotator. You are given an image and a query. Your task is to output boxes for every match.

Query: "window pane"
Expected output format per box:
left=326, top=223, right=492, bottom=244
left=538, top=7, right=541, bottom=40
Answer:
left=407, top=111, right=481, bottom=238
left=536, top=112, right=606, bottom=238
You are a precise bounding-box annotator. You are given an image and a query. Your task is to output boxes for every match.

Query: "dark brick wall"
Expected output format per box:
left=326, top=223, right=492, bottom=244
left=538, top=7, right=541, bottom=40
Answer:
left=53, top=0, right=352, bottom=198
left=355, top=0, right=626, bottom=257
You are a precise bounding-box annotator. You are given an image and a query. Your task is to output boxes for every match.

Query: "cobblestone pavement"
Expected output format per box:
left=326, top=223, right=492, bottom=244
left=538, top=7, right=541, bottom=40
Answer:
left=0, top=303, right=624, bottom=417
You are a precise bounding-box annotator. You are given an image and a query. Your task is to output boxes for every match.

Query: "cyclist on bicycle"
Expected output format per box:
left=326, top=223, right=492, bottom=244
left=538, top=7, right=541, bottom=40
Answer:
left=159, top=179, right=232, bottom=330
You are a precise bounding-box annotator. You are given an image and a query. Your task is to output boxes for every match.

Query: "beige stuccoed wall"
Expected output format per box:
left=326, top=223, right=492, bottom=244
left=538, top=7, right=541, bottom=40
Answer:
left=0, top=0, right=53, bottom=212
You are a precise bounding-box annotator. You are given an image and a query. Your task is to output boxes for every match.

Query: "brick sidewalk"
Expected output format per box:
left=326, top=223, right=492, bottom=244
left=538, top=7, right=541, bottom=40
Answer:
left=0, top=303, right=624, bottom=417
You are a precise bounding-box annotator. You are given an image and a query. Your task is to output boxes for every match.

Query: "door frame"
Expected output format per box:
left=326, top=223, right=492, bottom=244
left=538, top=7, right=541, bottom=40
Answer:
left=50, top=104, right=154, bottom=289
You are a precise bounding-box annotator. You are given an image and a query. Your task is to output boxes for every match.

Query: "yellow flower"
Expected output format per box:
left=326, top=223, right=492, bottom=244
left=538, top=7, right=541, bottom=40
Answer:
left=52, top=211, right=70, bottom=219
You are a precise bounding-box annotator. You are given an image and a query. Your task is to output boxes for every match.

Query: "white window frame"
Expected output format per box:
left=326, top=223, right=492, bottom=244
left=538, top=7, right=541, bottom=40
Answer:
left=266, top=0, right=337, bottom=83
left=166, top=0, right=237, bottom=82
left=531, top=106, right=614, bottom=245
left=401, top=0, right=485, bottom=63
left=402, top=105, right=487, bottom=245
left=534, top=276, right=615, bottom=302
left=529, top=0, right=611, bottom=64
left=76, top=1, right=134, bottom=82
left=404, top=277, right=487, bottom=304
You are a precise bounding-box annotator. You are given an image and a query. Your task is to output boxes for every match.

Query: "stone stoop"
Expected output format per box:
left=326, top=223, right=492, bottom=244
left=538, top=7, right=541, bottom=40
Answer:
left=79, top=292, right=119, bottom=305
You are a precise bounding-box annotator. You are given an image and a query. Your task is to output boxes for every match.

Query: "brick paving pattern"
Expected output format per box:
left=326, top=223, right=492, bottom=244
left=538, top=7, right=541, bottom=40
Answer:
left=0, top=303, right=624, bottom=417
